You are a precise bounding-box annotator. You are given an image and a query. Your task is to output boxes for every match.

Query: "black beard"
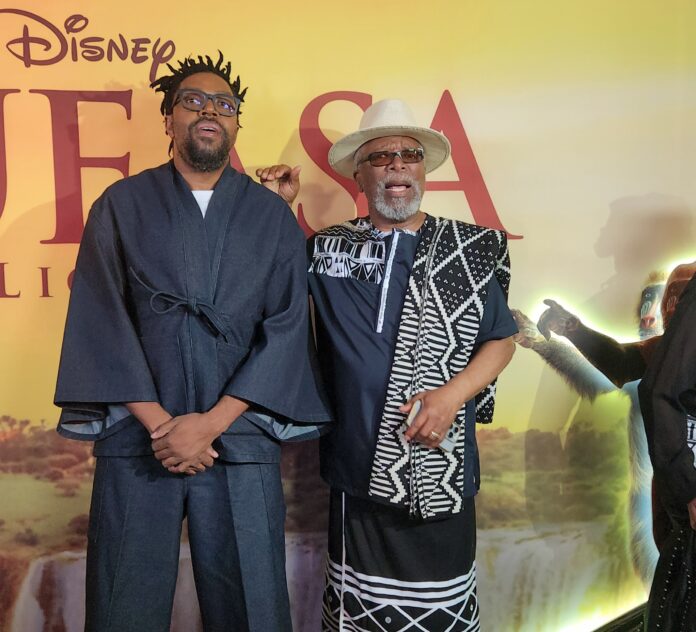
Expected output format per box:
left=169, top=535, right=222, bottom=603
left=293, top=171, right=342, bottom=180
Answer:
left=181, top=122, right=232, bottom=172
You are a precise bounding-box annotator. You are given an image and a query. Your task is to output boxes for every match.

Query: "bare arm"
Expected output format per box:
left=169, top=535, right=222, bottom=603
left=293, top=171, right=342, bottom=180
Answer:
left=403, top=337, right=515, bottom=447
left=125, top=401, right=171, bottom=434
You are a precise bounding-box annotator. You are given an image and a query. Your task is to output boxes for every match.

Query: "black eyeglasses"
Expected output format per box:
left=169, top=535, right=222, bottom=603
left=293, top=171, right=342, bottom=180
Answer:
left=173, top=89, right=239, bottom=117
left=357, top=148, right=424, bottom=167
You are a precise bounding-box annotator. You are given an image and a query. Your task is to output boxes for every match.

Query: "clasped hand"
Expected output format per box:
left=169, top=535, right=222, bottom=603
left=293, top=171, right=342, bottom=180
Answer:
left=151, top=413, right=220, bottom=475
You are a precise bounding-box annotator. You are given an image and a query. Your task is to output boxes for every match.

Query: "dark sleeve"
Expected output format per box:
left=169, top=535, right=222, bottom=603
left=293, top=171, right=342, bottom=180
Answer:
left=475, top=233, right=514, bottom=424
left=639, top=275, right=696, bottom=507
left=475, top=276, right=518, bottom=347
left=54, top=195, right=159, bottom=437
left=223, top=211, right=331, bottom=424
left=566, top=324, right=646, bottom=388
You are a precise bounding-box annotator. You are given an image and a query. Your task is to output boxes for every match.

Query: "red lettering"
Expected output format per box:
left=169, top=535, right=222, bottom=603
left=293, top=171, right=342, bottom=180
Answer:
left=0, top=263, right=20, bottom=298
left=39, top=266, right=52, bottom=297
left=0, top=90, right=21, bottom=221
left=30, top=89, right=132, bottom=244
left=429, top=90, right=520, bottom=237
left=130, top=38, right=149, bottom=64
left=299, top=90, right=519, bottom=238
left=299, top=91, right=372, bottom=233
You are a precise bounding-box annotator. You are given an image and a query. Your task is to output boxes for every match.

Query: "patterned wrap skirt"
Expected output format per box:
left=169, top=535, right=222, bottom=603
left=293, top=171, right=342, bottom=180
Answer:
left=322, top=490, right=479, bottom=632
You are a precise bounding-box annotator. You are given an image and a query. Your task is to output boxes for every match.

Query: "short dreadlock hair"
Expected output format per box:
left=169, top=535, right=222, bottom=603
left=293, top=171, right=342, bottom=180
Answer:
left=150, top=51, right=248, bottom=118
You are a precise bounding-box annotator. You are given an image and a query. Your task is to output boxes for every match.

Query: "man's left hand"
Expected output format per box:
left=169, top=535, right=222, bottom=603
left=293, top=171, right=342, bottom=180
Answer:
left=400, top=386, right=462, bottom=449
left=256, top=164, right=301, bottom=205
left=151, top=414, right=220, bottom=466
left=688, top=497, right=696, bottom=530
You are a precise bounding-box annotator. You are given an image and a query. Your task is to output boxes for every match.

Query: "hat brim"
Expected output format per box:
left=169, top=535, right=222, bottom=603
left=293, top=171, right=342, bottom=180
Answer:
left=328, top=125, right=451, bottom=178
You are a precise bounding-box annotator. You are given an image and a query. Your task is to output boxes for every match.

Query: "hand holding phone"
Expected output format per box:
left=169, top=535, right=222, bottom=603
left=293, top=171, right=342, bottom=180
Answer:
left=403, top=399, right=455, bottom=452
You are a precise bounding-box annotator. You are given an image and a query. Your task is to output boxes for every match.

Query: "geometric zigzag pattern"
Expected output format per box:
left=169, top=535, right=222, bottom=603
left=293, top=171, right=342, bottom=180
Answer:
left=322, top=558, right=480, bottom=632
left=309, top=220, right=387, bottom=284
left=368, top=216, right=510, bottom=519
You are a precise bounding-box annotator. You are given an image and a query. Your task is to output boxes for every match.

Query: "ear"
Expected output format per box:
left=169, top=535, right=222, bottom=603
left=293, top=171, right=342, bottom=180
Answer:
left=354, top=171, right=364, bottom=193
left=165, top=114, right=174, bottom=138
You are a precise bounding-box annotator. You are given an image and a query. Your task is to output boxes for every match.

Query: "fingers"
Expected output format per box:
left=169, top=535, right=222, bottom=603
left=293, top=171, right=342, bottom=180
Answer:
left=401, top=394, right=452, bottom=449
left=255, top=164, right=292, bottom=183
left=404, top=405, right=427, bottom=441
left=152, top=438, right=164, bottom=452
left=399, top=399, right=414, bottom=413
left=153, top=447, right=172, bottom=461
left=160, top=446, right=218, bottom=474
left=543, top=298, right=560, bottom=309
left=161, top=455, right=180, bottom=468
left=206, top=446, right=219, bottom=459
left=409, top=420, right=443, bottom=449
left=150, top=418, right=177, bottom=440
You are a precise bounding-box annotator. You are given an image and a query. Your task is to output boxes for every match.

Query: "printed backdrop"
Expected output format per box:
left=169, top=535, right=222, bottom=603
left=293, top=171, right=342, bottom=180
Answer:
left=1, top=1, right=695, bottom=630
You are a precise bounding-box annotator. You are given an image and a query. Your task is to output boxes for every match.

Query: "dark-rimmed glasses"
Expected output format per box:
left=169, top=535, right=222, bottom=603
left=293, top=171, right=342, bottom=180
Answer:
left=173, top=89, right=239, bottom=117
left=357, top=148, right=424, bottom=167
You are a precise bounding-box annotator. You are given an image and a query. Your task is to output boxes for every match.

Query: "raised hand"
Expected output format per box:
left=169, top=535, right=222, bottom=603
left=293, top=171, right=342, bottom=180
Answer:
left=256, top=164, right=301, bottom=206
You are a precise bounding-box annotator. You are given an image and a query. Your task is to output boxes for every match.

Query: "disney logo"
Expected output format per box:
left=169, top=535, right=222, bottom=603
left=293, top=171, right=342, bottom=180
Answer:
left=1, top=9, right=175, bottom=82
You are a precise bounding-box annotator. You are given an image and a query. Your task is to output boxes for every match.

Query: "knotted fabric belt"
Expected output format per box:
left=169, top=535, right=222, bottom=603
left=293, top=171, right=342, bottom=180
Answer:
left=130, top=268, right=231, bottom=343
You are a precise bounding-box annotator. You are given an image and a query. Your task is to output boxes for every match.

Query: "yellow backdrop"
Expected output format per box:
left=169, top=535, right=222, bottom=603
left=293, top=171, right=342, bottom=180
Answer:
left=1, top=1, right=695, bottom=630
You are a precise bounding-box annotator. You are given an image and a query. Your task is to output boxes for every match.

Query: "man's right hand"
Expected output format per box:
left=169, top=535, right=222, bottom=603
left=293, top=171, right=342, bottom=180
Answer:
left=256, top=164, right=301, bottom=205
left=537, top=299, right=580, bottom=340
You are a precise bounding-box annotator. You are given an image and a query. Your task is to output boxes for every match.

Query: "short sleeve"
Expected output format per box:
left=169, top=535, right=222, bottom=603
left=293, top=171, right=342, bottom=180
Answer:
left=475, top=276, right=518, bottom=346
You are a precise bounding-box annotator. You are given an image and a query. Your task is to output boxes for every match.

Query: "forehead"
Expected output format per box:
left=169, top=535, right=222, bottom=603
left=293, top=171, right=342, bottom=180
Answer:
left=179, top=72, right=232, bottom=95
left=358, top=135, right=422, bottom=155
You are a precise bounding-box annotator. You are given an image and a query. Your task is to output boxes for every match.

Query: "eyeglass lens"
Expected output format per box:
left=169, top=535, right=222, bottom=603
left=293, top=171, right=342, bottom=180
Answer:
left=176, top=89, right=238, bottom=116
left=367, top=149, right=424, bottom=167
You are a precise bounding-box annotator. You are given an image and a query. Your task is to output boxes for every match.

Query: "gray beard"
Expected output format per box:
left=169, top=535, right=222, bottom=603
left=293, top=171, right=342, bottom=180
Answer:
left=181, top=123, right=231, bottom=172
left=372, top=179, right=423, bottom=222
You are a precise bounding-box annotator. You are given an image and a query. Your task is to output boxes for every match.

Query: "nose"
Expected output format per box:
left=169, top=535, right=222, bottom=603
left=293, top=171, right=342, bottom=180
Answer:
left=388, top=154, right=406, bottom=170
left=200, top=96, right=217, bottom=116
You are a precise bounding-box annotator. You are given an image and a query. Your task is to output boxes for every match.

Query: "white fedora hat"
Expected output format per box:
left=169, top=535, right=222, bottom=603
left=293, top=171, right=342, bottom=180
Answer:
left=329, top=99, right=451, bottom=178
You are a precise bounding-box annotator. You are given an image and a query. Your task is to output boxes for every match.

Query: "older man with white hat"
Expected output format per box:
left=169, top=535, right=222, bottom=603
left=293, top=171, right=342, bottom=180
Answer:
left=264, top=98, right=517, bottom=631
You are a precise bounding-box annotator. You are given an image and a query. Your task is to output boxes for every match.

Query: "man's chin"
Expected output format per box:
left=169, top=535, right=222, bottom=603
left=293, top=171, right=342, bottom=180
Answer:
left=182, top=142, right=230, bottom=173
left=375, top=200, right=421, bottom=222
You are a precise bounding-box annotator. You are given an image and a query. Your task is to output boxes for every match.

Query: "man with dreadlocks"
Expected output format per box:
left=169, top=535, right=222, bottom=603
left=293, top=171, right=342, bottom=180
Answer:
left=54, top=52, right=330, bottom=631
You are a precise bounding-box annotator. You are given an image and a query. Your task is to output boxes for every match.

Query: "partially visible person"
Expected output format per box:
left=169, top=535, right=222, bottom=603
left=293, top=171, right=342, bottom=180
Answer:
left=639, top=270, right=696, bottom=630
left=531, top=262, right=696, bottom=550
left=54, top=52, right=330, bottom=632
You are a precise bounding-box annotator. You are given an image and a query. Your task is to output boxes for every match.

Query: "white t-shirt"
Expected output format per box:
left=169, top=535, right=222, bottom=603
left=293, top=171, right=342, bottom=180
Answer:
left=192, top=190, right=214, bottom=217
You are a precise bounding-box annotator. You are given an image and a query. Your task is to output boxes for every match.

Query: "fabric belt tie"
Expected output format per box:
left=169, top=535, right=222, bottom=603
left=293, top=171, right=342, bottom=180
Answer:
left=131, top=268, right=230, bottom=343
